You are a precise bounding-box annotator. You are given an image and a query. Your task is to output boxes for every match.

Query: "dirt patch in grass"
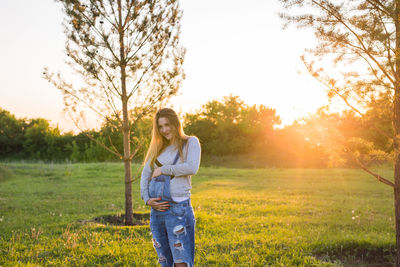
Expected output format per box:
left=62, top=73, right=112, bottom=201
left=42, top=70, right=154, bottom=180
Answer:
left=79, top=212, right=149, bottom=226
left=312, top=242, right=395, bottom=267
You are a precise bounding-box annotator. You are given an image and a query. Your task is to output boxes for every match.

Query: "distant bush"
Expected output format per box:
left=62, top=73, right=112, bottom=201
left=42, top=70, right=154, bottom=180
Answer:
left=0, top=93, right=393, bottom=168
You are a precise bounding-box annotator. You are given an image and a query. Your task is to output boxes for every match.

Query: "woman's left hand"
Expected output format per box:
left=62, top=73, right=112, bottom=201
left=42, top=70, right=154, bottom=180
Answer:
left=150, top=167, right=162, bottom=179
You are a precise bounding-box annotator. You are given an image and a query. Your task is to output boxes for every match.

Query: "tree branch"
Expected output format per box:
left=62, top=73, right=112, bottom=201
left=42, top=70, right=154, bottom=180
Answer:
left=67, top=112, right=123, bottom=158
left=312, top=0, right=395, bottom=84
left=302, top=58, right=400, bottom=145
left=127, top=40, right=170, bottom=99
left=71, top=29, right=122, bottom=98
left=354, top=155, right=394, bottom=187
left=365, top=0, right=392, bottom=17
left=377, top=11, right=396, bottom=76
left=45, top=73, right=117, bottom=127
left=68, top=2, right=120, bottom=62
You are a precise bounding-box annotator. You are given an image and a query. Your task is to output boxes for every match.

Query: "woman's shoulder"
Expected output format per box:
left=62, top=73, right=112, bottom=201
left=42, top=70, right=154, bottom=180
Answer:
left=186, top=136, right=200, bottom=147
left=186, top=135, right=199, bottom=142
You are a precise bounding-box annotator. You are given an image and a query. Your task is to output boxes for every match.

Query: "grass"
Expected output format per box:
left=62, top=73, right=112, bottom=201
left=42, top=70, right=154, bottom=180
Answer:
left=0, top=163, right=396, bottom=266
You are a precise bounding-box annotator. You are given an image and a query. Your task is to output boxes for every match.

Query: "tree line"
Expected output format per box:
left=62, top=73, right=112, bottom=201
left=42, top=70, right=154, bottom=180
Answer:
left=0, top=94, right=391, bottom=168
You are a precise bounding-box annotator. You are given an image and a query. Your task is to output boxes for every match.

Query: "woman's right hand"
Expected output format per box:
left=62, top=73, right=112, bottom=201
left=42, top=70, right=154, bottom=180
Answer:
left=147, top=197, right=170, bottom=211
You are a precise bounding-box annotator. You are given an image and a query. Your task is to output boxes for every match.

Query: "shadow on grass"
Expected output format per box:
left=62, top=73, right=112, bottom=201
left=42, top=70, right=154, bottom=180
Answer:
left=78, top=212, right=150, bottom=226
left=311, top=241, right=395, bottom=266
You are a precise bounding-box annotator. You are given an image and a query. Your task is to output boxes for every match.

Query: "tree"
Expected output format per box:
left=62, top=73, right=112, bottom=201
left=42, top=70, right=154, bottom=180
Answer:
left=184, top=95, right=281, bottom=156
left=362, top=92, right=393, bottom=151
left=0, top=109, right=25, bottom=159
left=279, top=0, right=400, bottom=263
left=294, top=106, right=387, bottom=167
left=23, top=118, right=59, bottom=159
left=44, top=0, right=185, bottom=225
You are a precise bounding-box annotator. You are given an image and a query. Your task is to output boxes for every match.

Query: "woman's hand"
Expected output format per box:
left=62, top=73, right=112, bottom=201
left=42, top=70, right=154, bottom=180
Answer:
left=147, top=197, right=170, bottom=211
left=150, top=167, right=162, bottom=179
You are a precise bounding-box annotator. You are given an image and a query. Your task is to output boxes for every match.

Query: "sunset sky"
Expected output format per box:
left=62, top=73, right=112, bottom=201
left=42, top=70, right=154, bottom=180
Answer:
left=0, top=0, right=342, bottom=133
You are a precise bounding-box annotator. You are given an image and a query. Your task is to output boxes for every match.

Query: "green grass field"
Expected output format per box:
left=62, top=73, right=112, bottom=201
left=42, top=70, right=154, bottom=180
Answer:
left=0, top=163, right=396, bottom=266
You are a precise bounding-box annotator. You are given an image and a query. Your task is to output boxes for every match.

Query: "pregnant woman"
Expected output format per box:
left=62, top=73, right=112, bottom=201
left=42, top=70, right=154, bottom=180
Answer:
left=140, top=108, right=201, bottom=267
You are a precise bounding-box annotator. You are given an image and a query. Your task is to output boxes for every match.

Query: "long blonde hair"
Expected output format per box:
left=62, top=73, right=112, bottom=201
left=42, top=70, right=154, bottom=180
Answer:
left=143, top=108, right=189, bottom=168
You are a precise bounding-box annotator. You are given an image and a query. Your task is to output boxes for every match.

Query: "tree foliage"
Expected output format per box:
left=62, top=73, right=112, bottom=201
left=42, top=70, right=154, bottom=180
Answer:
left=279, top=0, right=398, bottom=167
left=279, top=0, right=400, bottom=262
left=44, top=0, right=186, bottom=225
left=280, top=0, right=394, bottom=106
left=184, top=95, right=281, bottom=156
left=0, top=95, right=393, bottom=167
left=45, top=0, right=185, bottom=130
left=0, top=109, right=25, bottom=158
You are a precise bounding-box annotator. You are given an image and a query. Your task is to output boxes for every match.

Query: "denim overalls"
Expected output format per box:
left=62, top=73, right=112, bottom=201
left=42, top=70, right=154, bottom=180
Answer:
left=148, top=142, right=195, bottom=266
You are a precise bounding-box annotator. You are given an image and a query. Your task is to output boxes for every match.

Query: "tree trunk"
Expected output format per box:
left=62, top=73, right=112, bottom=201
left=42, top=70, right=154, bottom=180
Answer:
left=395, top=1, right=400, bottom=265
left=394, top=96, right=400, bottom=266
left=123, top=134, right=133, bottom=226
left=117, top=0, right=133, bottom=226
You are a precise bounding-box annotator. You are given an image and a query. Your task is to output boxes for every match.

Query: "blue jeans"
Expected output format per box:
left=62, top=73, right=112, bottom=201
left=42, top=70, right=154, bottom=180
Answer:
left=149, top=175, right=174, bottom=202
left=150, top=199, right=195, bottom=266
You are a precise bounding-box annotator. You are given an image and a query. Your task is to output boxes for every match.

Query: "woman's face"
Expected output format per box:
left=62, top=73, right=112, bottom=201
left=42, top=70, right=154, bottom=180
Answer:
left=157, top=117, right=174, bottom=141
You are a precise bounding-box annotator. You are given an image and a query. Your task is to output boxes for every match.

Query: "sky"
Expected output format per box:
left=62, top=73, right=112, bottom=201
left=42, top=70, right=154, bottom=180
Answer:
left=0, top=0, right=340, bottom=133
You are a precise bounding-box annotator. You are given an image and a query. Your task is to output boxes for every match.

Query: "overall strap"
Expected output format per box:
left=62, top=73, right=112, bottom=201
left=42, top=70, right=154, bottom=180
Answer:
left=155, top=158, right=163, bottom=167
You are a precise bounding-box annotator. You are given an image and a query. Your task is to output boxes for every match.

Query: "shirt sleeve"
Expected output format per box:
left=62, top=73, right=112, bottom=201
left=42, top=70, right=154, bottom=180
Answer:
left=140, top=160, right=152, bottom=204
left=161, top=136, right=201, bottom=177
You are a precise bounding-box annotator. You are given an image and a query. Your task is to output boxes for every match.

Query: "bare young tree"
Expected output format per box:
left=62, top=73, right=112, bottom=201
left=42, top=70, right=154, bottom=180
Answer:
left=279, top=0, right=400, bottom=264
left=44, top=0, right=185, bottom=225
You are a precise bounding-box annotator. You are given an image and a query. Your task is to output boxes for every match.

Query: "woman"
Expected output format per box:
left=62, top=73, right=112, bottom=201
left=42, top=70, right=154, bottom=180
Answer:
left=140, top=108, right=201, bottom=267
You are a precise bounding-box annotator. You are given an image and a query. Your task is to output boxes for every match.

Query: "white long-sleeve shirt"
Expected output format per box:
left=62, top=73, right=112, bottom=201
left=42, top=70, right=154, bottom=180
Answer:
left=140, top=136, right=201, bottom=204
